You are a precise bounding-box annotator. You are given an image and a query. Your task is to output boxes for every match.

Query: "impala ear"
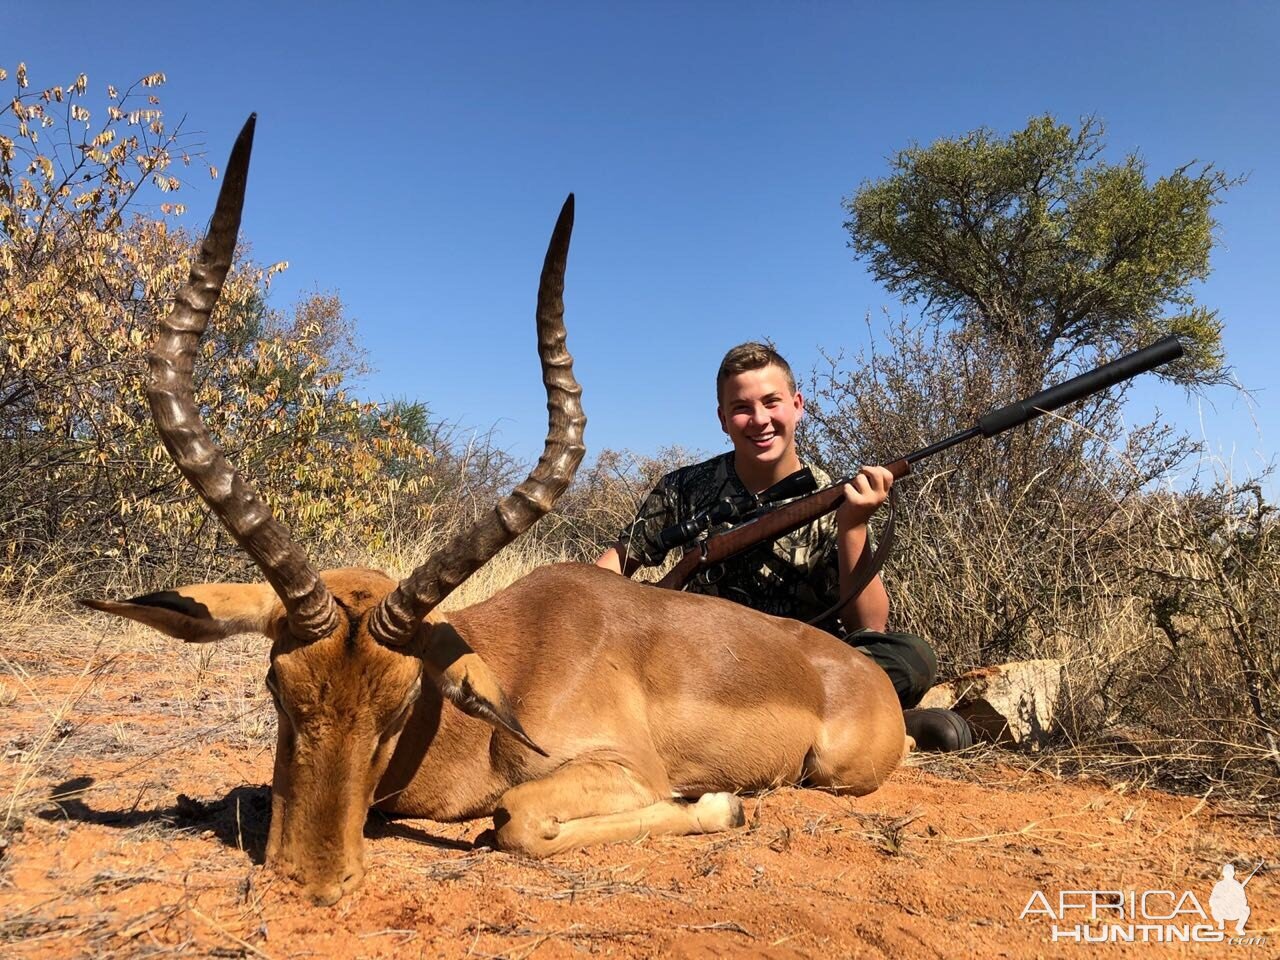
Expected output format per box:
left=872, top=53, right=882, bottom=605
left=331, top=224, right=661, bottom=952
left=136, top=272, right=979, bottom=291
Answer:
left=81, top=582, right=284, bottom=643
left=417, top=622, right=548, bottom=757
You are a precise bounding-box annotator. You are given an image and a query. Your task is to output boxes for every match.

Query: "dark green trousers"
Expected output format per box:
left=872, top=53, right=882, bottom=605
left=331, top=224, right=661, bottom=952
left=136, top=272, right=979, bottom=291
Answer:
left=841, top=629, right=937, bottom=709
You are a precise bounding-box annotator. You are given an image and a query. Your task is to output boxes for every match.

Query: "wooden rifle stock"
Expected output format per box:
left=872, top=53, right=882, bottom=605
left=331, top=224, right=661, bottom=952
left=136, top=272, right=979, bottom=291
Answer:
left=654, top=459, right=910, bottom=590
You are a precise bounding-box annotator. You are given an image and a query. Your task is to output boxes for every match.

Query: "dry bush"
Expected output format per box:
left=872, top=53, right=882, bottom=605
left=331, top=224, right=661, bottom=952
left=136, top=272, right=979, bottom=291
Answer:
left=1, top=65, right=440, bottom=595
left=1106, top=480, right=1280, bottom=780
left=802, top=319, right=1187, bottom=660
left=536, top=445, right=702, bottom=561
left=800, top=316, right=1279, bottom=798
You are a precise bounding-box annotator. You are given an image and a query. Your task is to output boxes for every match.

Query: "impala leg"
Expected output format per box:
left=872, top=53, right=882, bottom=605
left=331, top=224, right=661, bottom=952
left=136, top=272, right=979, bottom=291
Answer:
left=486, top=759, right=745, bottom=858
left=540, top=792, right=746, bottom=856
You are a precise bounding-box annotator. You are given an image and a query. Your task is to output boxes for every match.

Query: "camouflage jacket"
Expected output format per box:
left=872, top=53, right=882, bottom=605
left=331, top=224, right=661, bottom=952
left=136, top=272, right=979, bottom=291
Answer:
left=615, top=452, right=848, bottom=629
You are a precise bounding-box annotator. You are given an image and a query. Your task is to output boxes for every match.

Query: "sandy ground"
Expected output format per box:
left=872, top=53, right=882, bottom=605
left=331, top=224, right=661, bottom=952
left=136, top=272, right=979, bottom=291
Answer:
left=2, top=625, right=1276, bottom=959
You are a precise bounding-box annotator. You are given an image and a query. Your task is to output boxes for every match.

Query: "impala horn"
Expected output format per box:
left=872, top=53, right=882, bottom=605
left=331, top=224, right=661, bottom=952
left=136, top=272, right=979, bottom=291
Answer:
left=148, top=115, right=339, bottom=643
left=368, top=195, right=584, bottom=647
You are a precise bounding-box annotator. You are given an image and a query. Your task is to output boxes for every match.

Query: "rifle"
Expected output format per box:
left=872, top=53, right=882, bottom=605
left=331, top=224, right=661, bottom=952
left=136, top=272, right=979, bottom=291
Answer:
left=1240, top=861, right=1263, bottom=887
left=653, top=335, right=1185, bottom=603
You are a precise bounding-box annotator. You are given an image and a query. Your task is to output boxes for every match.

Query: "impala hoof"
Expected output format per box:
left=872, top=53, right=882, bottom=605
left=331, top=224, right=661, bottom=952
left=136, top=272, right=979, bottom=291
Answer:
left=693, top=792, right=745, bottom=831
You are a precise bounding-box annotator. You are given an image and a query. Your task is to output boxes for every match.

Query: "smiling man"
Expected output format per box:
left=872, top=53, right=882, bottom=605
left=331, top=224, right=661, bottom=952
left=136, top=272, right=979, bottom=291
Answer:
left=596, top=342, right=971, bottom=752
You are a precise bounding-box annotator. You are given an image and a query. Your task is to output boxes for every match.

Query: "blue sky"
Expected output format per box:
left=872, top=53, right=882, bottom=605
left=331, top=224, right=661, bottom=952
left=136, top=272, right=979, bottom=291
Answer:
left=8, top=2, right=1278, bottom=492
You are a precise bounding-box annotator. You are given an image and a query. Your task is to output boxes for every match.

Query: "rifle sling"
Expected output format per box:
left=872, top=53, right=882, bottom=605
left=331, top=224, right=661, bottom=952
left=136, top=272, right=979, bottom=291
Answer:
left=805, top=485, right=897, bottom=630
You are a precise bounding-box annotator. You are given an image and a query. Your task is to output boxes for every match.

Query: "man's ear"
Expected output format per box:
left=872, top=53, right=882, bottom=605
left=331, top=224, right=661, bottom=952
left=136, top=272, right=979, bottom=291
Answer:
left=81, top=582, right=283, bottom=643
left=717, top=404, right=728, bottom=434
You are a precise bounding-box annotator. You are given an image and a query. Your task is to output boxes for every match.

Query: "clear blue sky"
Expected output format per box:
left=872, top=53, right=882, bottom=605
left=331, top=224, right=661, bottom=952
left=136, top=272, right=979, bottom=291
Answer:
left=9, top=2, right=1278, bottom=492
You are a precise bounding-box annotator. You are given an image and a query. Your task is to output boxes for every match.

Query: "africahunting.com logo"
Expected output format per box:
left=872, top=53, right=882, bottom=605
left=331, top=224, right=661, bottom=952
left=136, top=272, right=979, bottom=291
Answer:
left=1021, top=861, right=1267, bottom=945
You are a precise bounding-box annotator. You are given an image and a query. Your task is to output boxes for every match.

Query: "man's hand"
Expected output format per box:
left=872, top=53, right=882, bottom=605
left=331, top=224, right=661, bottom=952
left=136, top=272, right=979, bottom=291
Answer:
left=836, top=465, right=893, bottom=530
left=596, top=545, right=641, bottom=577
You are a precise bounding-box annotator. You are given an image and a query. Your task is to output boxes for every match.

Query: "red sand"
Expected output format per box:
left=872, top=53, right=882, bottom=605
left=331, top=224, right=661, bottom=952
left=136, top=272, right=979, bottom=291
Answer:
left=2, top=640, right=1275, bottom=958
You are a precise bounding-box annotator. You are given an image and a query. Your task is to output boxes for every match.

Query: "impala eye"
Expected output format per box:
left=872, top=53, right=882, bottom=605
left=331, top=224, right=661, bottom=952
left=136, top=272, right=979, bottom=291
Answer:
left=388, top=678, right=422, bottom=729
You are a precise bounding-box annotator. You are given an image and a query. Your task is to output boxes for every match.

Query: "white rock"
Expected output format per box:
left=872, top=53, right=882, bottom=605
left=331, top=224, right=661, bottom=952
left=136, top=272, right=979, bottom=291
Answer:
left=919, top=659, right=1066, bottom=747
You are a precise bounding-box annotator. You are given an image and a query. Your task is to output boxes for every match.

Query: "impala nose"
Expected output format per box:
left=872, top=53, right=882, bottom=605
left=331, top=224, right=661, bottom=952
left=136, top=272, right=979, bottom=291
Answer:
left=305, top=867, right=364, bottom=906
left=308, top=882, right=344, bottom=907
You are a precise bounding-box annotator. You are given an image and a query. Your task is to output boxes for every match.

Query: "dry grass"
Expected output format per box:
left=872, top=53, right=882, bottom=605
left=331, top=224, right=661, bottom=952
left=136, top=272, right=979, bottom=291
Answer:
left=0, top=545, right=282, bottom=850
left=888, top=468, right=1280, bottom=803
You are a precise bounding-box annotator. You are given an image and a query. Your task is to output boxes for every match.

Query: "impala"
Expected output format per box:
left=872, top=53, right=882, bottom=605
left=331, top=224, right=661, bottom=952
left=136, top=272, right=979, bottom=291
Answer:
left=85, top=117, right=907, bottom=906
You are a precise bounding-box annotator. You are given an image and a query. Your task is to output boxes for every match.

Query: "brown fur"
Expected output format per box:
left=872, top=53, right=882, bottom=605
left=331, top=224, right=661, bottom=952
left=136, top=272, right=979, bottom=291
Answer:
left=90, top=563, right=906, bottom=905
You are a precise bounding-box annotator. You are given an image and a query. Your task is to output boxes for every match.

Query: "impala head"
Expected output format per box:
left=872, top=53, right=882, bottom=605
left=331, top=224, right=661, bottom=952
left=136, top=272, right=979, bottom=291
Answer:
left=83, top=116, right=583, bottom=905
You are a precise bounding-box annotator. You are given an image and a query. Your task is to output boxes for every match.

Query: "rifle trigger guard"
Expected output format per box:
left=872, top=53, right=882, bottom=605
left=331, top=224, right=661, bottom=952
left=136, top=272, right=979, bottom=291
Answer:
left=700, top=561, right=728, bottom=586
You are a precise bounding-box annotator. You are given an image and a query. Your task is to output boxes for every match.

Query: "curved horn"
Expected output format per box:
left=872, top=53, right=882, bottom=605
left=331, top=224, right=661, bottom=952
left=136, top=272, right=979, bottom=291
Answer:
left=369, top=195, right=584, bottom=645
left=148, top=115, right=339, bottom=643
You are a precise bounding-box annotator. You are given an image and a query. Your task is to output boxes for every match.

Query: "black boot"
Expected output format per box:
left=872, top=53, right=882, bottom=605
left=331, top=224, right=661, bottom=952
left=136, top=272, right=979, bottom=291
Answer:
left=904, top=708, right=973, bottom=752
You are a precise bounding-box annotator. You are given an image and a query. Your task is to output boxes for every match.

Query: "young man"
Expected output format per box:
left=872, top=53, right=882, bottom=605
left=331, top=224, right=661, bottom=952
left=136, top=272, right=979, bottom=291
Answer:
left=597, top=342, right=971, bottom=751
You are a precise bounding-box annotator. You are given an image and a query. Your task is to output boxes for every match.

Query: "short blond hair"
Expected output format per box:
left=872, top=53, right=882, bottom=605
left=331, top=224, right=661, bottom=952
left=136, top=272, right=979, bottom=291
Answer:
left=716, top=342, right=796, bottom=402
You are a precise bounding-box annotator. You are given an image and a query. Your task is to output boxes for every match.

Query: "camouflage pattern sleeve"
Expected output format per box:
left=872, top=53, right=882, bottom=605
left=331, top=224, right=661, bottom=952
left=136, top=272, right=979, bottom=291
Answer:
left=613, top=476, right=680, bottom=569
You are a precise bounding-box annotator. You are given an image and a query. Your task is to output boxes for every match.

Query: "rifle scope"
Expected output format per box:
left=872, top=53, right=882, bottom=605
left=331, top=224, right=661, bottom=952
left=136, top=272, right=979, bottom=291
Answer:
left=655, top=466, right=818, bottom=551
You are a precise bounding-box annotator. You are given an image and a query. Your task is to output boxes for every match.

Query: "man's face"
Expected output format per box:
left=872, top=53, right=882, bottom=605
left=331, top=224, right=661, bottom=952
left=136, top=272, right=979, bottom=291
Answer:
left=717, top=364, right=804, bottom=470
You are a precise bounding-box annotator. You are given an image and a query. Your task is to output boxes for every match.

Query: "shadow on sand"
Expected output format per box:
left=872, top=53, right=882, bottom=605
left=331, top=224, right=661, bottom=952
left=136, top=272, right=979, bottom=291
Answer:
left=40, top=776, right=274, bottom=863
left=40, top=776, right=474, bottom=864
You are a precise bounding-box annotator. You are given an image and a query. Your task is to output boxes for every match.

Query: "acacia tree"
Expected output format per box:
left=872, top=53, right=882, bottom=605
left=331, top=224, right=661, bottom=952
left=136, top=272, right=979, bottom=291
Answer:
left=0, top=64, right=429, bottom=585
left=843, top=115, right=1234, bottom=386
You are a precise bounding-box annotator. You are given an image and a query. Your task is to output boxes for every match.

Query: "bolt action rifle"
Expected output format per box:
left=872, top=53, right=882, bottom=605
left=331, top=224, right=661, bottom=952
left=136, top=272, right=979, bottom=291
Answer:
left=652, top=336, right=1185, bottom=622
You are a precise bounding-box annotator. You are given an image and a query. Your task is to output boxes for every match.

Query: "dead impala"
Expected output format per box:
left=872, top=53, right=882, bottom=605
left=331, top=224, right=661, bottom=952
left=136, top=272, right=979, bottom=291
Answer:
left=84, top=117, right=907, bottom=906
